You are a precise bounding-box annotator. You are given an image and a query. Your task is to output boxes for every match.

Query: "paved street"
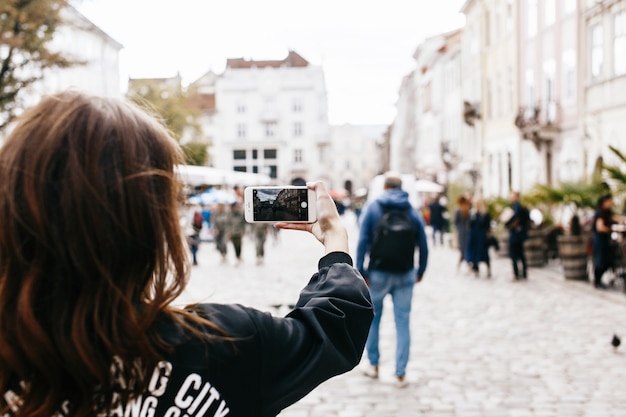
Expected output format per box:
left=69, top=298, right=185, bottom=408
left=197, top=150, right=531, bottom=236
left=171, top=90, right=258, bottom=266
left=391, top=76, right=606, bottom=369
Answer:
left=176, top=211, right=626, bottom=417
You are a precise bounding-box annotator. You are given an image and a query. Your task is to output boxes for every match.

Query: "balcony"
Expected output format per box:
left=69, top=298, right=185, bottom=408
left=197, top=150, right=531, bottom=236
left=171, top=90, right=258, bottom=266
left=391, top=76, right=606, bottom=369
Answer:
left=514, top=102, right=561, bottom=149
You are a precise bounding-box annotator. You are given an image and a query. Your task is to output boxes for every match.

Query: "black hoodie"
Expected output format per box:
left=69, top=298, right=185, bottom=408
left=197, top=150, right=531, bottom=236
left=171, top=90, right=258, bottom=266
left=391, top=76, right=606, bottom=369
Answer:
left=129, top=251, right=373, bottom=417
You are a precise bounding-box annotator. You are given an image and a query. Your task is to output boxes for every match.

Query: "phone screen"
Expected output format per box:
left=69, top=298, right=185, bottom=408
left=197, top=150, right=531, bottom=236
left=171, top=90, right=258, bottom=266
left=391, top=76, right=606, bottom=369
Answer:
left=252, top=188, right=311, bottom=222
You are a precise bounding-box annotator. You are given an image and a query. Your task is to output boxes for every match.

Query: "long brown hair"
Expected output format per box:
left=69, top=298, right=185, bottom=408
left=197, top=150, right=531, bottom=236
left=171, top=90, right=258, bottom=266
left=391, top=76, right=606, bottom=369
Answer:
left=0, top=91, right=198, bottom=416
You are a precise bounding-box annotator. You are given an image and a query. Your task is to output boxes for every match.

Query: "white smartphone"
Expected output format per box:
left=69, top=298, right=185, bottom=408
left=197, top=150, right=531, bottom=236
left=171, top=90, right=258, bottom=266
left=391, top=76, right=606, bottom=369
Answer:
left=244, top=186, right=317, bottom=223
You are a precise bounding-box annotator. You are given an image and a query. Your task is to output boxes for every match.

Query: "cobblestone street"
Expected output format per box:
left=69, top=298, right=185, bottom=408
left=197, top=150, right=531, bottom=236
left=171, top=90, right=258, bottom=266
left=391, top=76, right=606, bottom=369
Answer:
left=176, top=212, right=626, bottom=417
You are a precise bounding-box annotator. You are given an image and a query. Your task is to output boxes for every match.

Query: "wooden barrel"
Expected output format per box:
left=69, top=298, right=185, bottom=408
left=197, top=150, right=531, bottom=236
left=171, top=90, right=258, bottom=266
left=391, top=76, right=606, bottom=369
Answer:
left=557, top=235, right=589, bottom=281
left=524, top=228, right=546, bottom=267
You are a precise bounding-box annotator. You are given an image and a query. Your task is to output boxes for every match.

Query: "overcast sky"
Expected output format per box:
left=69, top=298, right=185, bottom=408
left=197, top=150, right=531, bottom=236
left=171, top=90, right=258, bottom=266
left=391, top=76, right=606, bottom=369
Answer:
left=76, top=0, right=465, bottom=125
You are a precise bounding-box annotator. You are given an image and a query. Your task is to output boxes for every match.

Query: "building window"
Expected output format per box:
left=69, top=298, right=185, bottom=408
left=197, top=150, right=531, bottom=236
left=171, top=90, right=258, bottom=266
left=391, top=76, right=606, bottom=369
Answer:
left=233, top=150, right=246, bottom=160
left=236, top=101, right=246, bottom=113
left=234, top=166, right=246, bottom=173
left=486, top=80, right=493, bottom=119
left=526, top=68, right=535, bottom=108
left=264, top=149, right=277, bottom=159
left=528, top=0, right=538, bottom=38
left=563, top=0, right=576, bottom=15
left=507, top=66, right=514, bottom=112
left=484, top=10, right=491, bottom=47
left=423, top=82, right=432, bottom=112
left=591, top=24, right=604, bottom=79
left=293, top=122, right=303, bottom=137
left=615, top=11, right=626, bottom=76
left=562, top=49, right=576, bottom=102
left=252, top=149, right=258, bottom=160
left=506, top=0, right=514, bottom=33
left=267, top=165, right=277, bottom=179
left=237, top=123, right=247, bottom=139
left=292, top=97, right=303, bottom=112
left=294, top=149, right=303, bottom=163
left=544, top=0, right=555, bottom=27
left=264, top=122, right=276, bottom=137
left=495, top=73, right=502, bottom=118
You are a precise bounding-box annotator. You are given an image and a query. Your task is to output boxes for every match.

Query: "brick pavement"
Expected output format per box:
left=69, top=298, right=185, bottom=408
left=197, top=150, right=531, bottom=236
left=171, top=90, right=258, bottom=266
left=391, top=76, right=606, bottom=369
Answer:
left=177, top=212, right=626, bottom=417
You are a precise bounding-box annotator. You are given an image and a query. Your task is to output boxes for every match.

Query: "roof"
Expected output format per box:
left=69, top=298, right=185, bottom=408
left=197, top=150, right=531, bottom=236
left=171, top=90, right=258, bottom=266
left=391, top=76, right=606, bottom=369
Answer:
left=226, top=50, right=309, bottom=69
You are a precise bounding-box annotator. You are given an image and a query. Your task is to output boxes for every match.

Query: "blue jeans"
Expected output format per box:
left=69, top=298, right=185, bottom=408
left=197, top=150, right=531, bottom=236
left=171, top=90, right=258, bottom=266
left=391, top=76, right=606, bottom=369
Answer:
left=365, top=268, right=415, bottom=377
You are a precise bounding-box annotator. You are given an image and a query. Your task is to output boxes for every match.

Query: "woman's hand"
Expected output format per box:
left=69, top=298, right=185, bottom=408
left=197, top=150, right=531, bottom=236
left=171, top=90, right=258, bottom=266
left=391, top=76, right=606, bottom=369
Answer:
left=275, top=181, right=349, bottom=254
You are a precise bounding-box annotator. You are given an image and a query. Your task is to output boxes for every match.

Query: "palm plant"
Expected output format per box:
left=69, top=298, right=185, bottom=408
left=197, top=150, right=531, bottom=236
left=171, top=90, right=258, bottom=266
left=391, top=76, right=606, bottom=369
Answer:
left=603, top=145, right=626, bottom=194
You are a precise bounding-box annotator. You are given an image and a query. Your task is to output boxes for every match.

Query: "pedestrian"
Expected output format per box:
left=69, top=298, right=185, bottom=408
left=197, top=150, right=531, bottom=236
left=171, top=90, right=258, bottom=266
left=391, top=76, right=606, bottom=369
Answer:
left=505, top=191, right=530, bottom=280
left=454, top=194, right=471, bottom=268
left=0, top=91, right=373, bottom=417
left=212, top=202, right=229, bottom=263
left=356, top=172, right=429, bottom=388
left=186, top=204, right=204, bottom=266
left=252, top=222, right=270, bottom=265
left=591, top=193, right=626, bottom=289
left=228, top=202, right=247, bottom=265
left=465, top=197, right=493, bottom=277
left=428, top=195, right=447, bottom=246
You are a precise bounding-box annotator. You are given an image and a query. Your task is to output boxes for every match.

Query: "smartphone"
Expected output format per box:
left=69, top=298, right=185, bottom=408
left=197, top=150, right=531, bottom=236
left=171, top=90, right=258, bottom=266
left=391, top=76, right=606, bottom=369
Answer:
left=244, top=186, right=317, bottom=223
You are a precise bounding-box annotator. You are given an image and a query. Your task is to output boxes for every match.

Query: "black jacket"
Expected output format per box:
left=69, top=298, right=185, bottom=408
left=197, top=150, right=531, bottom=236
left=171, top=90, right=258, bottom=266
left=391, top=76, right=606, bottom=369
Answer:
left=138, top=251, right=372, bottom=417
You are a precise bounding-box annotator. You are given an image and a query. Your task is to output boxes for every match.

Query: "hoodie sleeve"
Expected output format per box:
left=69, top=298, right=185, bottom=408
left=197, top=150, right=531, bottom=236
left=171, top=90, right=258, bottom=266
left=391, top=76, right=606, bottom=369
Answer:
left=413, top=212, right=429, bottom=278
left=256, top=251, right=373, bottom=417
left=356, top=203, right=377, bottom=273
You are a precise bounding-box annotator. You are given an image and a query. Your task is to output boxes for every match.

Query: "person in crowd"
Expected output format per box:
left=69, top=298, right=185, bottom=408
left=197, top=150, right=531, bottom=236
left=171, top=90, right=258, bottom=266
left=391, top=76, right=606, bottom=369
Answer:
left=465, top=197, right=493, bottom=277
left=592, top=193, right=626, bottom=289
left=505, top=191, right=530, bottom=280
left=212, top=202, right=230, bottom=263
left=0, top=91, right=373, bottom=417
left=428, top=195, right=447, bottom=246
left=228, top=202, right=247, bottom=265
left=252, top=222, right=270, bottom=265
left=454, top=195, right=472, bottom=269
left=186, top=204, right=203, bottom=266
left=356, top=172, right=429, bottom=388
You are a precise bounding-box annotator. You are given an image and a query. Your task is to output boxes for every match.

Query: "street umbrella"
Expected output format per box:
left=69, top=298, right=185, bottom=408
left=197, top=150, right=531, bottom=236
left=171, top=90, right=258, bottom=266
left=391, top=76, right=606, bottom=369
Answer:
left=188, top=189, right=236, bottom=205
left=414, top=179, right=444, bottom=193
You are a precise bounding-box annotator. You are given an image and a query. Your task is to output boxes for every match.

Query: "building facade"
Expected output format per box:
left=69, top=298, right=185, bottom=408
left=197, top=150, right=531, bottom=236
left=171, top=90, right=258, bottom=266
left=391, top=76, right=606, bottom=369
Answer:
left=411, top=29, right=464, bottom=186
left=213, top=51, right=330, bottom=185
left=327, top=124, right=387, bottom=194
left=480, top=0, right=520, bottom=197
left=581, top=0, right=626, bottom=179
left=29, top=5, right=123, bottom=103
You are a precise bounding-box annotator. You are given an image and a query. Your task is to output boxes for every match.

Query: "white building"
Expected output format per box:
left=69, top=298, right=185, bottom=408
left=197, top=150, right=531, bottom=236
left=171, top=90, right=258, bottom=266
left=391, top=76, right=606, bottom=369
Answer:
left=327, top=124, right=387, bottom=194
left=213, top=51, right=330, bottom=185
left=412, top=29, right=464, bottom=185
left=459, top=0, right=484, bottom=193
left=28, top=5, right=123, bottom=104
left=389, top=72, right=418, bottom=175
left=581, top=0, right=626, bottom=179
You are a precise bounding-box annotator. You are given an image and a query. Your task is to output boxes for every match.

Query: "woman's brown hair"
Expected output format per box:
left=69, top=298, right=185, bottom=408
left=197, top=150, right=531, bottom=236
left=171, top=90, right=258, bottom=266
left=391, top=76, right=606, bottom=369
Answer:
left=0, top=91, right=196, bottom=416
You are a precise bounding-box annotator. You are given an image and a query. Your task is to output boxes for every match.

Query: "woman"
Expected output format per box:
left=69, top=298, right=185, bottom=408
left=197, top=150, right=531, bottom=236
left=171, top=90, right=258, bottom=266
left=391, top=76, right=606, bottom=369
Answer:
left=592, top=193, right=625, bottom=289
left=0, top=91, right=373, bottom=417
left=454, top=195, right=471, bottom=268
left=465, top=198, right=493, bottom=277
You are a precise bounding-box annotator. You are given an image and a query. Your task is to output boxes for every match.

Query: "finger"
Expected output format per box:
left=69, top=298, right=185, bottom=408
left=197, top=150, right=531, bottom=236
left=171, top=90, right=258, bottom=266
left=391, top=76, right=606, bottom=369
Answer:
left=274, top=223, right=310, bottom=232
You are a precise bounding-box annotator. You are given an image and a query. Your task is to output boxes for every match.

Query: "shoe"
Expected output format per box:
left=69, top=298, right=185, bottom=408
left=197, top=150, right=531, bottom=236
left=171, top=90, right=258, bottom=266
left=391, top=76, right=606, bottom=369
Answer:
left=594, top=282, right=607, bottom=290
left=363, top=365, right=379, bottom=379
left=396, top=375, right=408, bottom=388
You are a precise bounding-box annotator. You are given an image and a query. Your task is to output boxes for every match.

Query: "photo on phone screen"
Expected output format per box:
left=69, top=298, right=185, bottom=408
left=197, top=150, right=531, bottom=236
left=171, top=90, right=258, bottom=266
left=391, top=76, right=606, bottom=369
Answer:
left=249, top=187, right=313, bottom=222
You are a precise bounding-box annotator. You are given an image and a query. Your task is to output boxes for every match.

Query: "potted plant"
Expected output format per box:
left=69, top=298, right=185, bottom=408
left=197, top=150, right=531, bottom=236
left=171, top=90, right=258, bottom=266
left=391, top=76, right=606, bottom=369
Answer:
left=529, top=181, right=604, bottom=280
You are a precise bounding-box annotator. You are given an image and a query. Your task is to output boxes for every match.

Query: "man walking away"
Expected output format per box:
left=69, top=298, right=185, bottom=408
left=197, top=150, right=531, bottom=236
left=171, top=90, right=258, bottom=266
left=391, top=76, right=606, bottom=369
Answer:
left=356, top=172, right=429, bottom=388
left=505, top=191, right=530, bottom=280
